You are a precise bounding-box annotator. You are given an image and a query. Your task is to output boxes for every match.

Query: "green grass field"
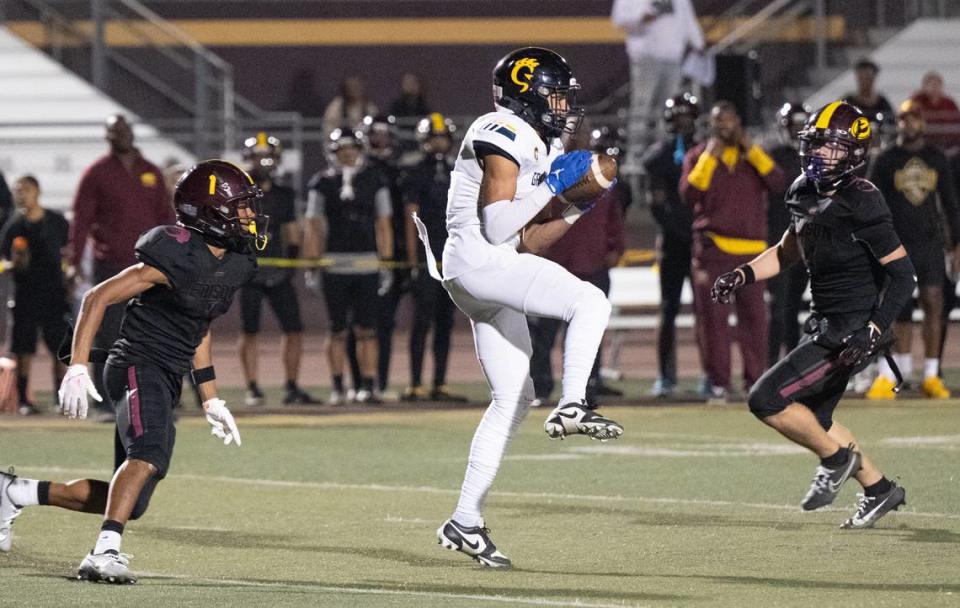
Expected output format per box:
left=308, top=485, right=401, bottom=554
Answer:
left=2, top=399, right=959, bottom=607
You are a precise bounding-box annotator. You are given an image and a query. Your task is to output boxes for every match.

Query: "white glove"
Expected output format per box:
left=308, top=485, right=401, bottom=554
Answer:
left=58, top=364, right=102, bottom=419
left=203, top=398, right=241, bottom=446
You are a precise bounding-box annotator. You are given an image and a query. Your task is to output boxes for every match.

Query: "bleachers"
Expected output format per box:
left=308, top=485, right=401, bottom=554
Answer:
left=808, top=18, right=960, bottom=110
left=0, top=27, right=193, bottom=210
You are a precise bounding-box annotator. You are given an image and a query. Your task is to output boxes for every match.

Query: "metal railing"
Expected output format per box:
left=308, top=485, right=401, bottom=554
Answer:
left=2, top=0, right=303, bottom=164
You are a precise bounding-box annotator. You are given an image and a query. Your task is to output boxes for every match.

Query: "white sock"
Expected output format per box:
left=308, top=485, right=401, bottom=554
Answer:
left=877, top=357, right=895, bottom=381
left=924, top=358, right=940, bottom=379
left=452, top=398, right=530, bottom=528
left=559, top=290, right=611, bottom=405
left=5, top=478, right=40, bottom=508
left=93, top=530, right=122, bottom=555
left=893, top=353, right=913, bottom=380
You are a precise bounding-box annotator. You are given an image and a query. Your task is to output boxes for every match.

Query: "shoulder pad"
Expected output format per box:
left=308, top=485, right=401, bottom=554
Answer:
left=784, top=175, right=816, bottom=210
left=840, top=179, right=890, bottom=225
left=135, top=225, right=196, bottom=289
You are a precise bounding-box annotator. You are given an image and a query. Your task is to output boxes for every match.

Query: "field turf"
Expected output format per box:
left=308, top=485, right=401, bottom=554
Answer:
left=1, top=398, right=959, bottom=607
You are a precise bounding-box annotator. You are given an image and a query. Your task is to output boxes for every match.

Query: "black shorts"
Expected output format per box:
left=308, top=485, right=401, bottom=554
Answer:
left=322, top=272, right=378, bottom=332
left=240, top=280, right=304, bottom=334
left=903, top=241, right=946, bottom=288
left=8, top=296, right=69, bottom=356
left=106, top=362, right=181, bottom=479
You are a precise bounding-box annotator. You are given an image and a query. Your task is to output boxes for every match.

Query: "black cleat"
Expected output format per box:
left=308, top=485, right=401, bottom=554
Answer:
left=840, top=482, right=906, bottom=529
left=282, top=386, right=318, bottom=405
left=430, top=385, right=469, bottom=402
left=543, top=401, right=623, bottom=441
left=437, top=519, right=511, bottom=568
left=801, top=445, right=862, bottom=511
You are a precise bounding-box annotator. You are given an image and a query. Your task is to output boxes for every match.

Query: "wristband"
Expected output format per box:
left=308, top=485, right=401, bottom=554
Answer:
left=737, top=264, right=755, bottom=285
left=192, top=366, right=216, bottom=385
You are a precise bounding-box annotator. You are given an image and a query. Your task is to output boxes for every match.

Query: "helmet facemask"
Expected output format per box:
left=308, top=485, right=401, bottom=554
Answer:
left=799, top=129, right=865, bottom=193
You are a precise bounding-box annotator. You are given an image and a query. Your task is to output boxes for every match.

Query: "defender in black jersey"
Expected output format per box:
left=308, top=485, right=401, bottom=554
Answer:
left=0, top=160, right=262, bottom=582
left=712, top=102, right=916, bottom=528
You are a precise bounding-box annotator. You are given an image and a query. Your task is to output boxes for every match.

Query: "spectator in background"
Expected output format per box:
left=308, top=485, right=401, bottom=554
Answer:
left=0, top=175, right=70, bottom=415
left=363, top=114, right=407, bottom=399
left=766, top=102, right=811, bottom=364
left=0, top=170, right=12, bottom=230
left=611, top=0, right=704, bottom=171
left=680, top=101, right=784, bottom=400
left=389, top=73, right=430, bottom=118
left=909, top=70, right=960, bottom=154
left=305, top=127, right=393, bottom=404
left=322, top=76, right=378, bottom=136
left=238, top=133, right=316, bottom=407
left=867, top=100, right=960, bottom=400
left=401, top=113, right=467, bottom=402
left=641, top=93, right=698, bottom=397
left=69, top=114, right=173, bottom=416
left=526, top=136, right=627, bottom=406
left=845, top=58, right=894, bottom=123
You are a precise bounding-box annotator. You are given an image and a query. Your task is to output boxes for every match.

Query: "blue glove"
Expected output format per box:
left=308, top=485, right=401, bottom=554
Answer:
left=544, top=150, right=592, bottom=195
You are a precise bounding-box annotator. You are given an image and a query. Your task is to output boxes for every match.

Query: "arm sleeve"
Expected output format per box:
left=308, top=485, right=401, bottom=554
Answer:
left=374, top=187, right=393, bottom=218
left=684, top=149, right=718, bottom=192
left=482, top=184, right=554, bottom=245
left=135, top=225, right=194, bottom=290
left=305, top=188, right=325, bottom=219
left=68, top=168, right=98, bottom=267
left=935, top=154, right=960, bottom=246
left=746, top=145, right=785, bottom=193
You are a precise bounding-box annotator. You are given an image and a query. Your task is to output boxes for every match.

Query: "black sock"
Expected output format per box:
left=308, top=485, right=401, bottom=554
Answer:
left=361, top=377, right=375, bottom=392
left=333, top=375, right=344, bottom=392
left=16, top=375, right=28, bottom=404
left=37, top=481, right=51, bottom=505
left=864, top=477, right=892, bottom=497
left=247, top=380, right=259, bottom=392
left=285, top=379, right=297, bottom=392
left=820, top=448, right=849, bottom=468
left=101, top=519, right=125, bottom=535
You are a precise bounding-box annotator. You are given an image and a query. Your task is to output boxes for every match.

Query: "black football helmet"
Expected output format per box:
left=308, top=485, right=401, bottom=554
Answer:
left=777, top=102, right=811, bottom=144
left=328, top=126, right=365, bottom=154
left=242, top=132, right=282, bottom=180
left=362, top=114, right=396, bottom=159
left=174, top=160, right=268, bottom=253
left=492, top=47, right=584, bottom=139
left=664, top=92, right=699, bottom=133
left=799, top=101, right=871, bottom=192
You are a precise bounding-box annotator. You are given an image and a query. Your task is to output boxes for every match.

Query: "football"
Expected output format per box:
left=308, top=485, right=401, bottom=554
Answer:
left=557, top=152, right=618, bottom=205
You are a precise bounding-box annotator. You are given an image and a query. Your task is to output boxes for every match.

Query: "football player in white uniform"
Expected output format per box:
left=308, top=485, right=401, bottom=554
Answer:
left=414, top=47, right=624, bottom=568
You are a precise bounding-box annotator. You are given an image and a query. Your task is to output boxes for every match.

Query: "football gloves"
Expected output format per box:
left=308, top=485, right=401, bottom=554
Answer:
left=58, top=364, right=102, bottom=419
left=838, top=323, right=881, bottom=368
left=544, top=150, right=592, bottom=195
left=711, top=270, right=744, bottom=304
left=203, top=398, right=242, bottom=446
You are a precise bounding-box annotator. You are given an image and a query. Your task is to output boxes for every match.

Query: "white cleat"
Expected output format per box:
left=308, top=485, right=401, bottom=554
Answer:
left=0, top=468, right=23, bottom=553
left=77, top=551, right=137, bottom=584
left=544, top=402, right=624, bottom=441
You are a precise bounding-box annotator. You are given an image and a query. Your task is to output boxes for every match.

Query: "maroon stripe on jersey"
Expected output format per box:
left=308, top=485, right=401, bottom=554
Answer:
left=779, top=359, right=839, bottom=399
left=128, top=366, right=143, bottom=438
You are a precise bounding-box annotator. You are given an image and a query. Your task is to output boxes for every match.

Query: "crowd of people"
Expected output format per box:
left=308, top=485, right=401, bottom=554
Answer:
left=2, top=58, right=960, bottom=417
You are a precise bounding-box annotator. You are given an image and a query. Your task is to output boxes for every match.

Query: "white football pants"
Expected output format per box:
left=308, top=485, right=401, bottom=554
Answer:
left=443, top=253, right=611, bottom=527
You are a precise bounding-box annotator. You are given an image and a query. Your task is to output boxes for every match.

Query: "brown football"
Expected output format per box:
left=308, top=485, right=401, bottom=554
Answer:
left=557, top=152, right=618, bottom=205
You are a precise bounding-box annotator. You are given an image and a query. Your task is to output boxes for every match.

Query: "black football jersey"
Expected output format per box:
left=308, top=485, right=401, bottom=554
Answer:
left=108, top=225, right=258, bottom=375
left=786, top=175, right=903, bottom=318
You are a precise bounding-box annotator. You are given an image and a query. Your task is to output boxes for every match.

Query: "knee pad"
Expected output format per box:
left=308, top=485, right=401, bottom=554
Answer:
left=747, top=380, right=788, bottom=420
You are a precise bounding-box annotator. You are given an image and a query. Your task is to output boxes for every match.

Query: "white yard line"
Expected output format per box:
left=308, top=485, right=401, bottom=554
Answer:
left=136, top=571, right=648, bottom=608
left=19, top=465, right=960, bottom=521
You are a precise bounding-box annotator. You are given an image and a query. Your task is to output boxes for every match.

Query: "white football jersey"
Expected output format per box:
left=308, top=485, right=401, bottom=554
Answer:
left=441, top=108, right=564, bottom=279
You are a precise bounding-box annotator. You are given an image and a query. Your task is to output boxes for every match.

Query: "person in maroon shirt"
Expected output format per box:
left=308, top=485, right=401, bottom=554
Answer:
left=68, top=114, right=175, bottom=412
left=526, top=178, right=626, bottom=405
left=909, top=71, right=960, bottom=154
left=680, top=101, right=784, bottom=399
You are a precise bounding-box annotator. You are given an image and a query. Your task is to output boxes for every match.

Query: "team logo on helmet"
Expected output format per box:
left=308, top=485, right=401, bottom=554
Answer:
left=850, top=116, right=871, bottom=140
left=511, top=58, right=539, bottom=93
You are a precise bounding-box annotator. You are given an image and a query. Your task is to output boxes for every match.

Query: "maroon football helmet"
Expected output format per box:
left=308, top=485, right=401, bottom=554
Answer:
left=173, top=160, right=268, bottom=253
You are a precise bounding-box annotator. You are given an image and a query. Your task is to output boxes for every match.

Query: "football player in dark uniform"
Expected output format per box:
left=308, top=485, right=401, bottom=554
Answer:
left=238, top=133, right=316, bottom=406
left=712, top=102, right=916, bottom=528
left=0, top=160, right=262, bottom=581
